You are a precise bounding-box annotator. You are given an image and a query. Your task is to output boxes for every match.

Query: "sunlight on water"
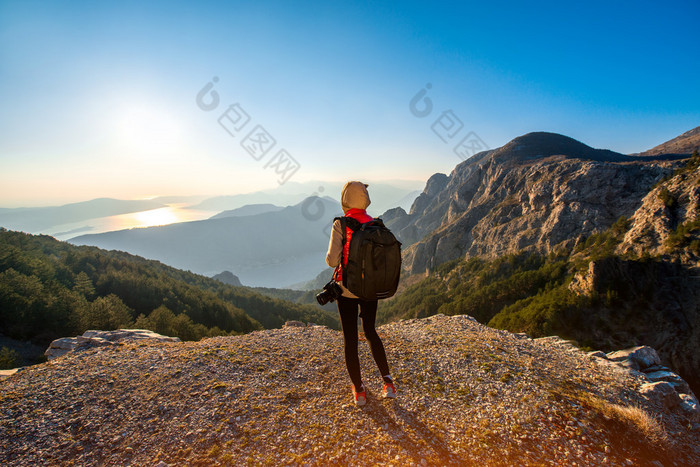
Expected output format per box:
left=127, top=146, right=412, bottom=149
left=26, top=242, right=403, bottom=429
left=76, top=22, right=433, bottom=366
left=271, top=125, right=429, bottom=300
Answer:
left=108, top=204, right=213, bottom=230
left=132, top=207, right=180, bottom=227
left=49, top=204, right=218, bottom=240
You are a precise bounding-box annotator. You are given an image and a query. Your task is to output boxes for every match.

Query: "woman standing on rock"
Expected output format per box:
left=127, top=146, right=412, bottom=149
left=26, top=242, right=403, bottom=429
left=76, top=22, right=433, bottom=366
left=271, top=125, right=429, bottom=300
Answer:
left=325, top=181, right=396, bottom=406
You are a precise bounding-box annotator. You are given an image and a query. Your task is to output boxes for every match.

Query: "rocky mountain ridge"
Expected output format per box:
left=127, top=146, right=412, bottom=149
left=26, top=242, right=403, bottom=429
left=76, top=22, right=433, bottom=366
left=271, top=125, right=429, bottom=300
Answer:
left=639, top=125, right=700, bottom=157
left=386, top=132, right=686, bottom=276
left=1, top=316, right=699, bottom=466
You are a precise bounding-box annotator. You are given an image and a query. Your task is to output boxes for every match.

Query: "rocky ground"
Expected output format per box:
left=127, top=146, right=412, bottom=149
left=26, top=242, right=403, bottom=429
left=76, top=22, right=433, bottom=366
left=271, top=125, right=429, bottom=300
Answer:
left=1, top=315, right=699, bottom=466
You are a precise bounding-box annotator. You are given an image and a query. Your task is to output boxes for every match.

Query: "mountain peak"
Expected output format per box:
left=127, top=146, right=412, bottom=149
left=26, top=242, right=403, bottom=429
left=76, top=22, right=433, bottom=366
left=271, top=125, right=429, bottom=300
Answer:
left=492, top=132, right=628, bottom=163
left=211, top=270, right=242, bottom=287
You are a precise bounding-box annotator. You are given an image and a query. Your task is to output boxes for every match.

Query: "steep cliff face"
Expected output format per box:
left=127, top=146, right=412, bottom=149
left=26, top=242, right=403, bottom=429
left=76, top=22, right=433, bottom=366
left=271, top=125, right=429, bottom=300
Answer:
left=389, top=132, right=680, bottom=275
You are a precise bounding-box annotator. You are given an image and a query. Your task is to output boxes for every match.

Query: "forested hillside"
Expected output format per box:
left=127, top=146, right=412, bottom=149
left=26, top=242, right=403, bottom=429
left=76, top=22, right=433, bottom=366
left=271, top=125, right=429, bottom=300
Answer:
left=0, top=229, right=338, bottom=364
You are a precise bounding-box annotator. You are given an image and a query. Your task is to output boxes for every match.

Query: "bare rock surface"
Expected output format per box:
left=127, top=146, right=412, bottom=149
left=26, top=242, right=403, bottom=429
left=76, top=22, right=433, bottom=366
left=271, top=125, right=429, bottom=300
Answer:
left=0, top=369, right=19, bottom=380
left=639, top=382, right=682, bottom=411
left=2, top=315, right=699, bottom=466
left=606, top=346, right=661, bottom=371
left=599, top=345, right=699, bottom=420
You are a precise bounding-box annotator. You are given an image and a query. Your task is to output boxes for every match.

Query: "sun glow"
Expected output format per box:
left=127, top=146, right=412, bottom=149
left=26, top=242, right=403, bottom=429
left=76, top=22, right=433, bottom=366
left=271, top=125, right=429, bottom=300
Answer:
left=113, top=102, right=184, bottom=157
left=133, top=207, right=179, bottom=227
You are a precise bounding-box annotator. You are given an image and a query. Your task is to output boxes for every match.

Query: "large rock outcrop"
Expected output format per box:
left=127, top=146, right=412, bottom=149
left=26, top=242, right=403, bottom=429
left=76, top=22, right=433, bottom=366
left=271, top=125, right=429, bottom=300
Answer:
left=604, top=345, right=699, bottom=420
left=44, top=329, right=180, bottom=360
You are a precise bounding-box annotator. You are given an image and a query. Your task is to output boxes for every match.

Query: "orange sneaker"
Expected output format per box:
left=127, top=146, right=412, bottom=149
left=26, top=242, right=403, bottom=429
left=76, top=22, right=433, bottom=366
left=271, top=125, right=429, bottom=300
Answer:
left=382, top=382, right=396, bottom=399
left=353, top=384, right=366, bottom=406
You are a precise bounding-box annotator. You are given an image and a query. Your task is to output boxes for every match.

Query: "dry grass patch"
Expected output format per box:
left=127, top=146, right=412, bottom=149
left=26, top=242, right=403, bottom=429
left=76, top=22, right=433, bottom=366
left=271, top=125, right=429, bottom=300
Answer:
left=584, top=395, right=669, bottom=447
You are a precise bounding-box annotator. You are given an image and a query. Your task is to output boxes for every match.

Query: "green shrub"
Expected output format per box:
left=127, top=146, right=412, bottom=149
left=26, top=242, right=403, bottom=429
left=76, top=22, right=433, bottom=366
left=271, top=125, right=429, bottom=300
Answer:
left=0, top=346, right=20, bottom=369
left=665, top=219, right=700, bottom=251
left=610, top=216, right=630, bottom=237
left=657, top=187, right=675, bottom=208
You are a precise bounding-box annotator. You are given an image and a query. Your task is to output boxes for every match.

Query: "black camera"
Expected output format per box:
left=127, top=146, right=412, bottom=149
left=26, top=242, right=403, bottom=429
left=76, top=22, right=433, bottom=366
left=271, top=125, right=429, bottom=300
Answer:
left=316, top=280, right=343, bottom=305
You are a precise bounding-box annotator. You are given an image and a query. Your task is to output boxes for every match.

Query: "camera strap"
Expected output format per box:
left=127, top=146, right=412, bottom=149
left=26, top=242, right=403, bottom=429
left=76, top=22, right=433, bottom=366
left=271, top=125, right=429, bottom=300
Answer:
left=333, top=265, right=341, bottom=282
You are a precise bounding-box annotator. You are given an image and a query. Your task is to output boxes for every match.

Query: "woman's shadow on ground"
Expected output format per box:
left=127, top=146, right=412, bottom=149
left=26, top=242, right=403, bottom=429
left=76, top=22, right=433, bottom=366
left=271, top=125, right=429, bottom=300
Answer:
left=360, top=393, right=468, bottom=466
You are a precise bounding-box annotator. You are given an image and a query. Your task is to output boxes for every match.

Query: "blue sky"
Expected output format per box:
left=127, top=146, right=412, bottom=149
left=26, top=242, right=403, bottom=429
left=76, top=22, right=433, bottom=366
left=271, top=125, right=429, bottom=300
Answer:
left=1, top=0, right=698, bottom=206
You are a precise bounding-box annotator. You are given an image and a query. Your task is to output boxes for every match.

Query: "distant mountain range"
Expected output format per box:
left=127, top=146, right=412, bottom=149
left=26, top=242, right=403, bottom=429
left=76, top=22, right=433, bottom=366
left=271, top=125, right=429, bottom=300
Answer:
left=39, top=128, right=695, bottom=289
left=191, top=180, right=422, bottom=215
left=210, top=204, right=285, bottom=219
left=0, top=198, right=167, bottom=233
left=0, top=196, right=215, bottom=240
left=0, top=181, right=421, bottom=243
left=70, top=197, right=343, bottom=287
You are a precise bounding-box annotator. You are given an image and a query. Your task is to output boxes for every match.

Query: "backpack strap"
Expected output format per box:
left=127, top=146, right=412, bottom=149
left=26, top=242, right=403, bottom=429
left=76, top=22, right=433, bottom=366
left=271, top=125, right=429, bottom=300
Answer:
left=334, top=216, right=362, bottom=244
left=343, top=216, right=362, bottom=231
left=334, top=216, right=365, bottom=286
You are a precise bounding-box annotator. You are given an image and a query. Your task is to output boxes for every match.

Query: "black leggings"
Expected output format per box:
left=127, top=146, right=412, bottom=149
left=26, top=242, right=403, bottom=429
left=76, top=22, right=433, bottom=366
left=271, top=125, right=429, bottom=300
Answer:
left=337, top=296, right=390, bottom=389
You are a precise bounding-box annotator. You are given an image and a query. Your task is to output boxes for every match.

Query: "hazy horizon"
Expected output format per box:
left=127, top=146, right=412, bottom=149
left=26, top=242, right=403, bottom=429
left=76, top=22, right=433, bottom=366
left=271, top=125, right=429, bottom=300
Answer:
left=0, top=178, right=424, bottom=243
left=2, top=1, right=699, bottom=207
left=0, top=177, right=425, bottom=209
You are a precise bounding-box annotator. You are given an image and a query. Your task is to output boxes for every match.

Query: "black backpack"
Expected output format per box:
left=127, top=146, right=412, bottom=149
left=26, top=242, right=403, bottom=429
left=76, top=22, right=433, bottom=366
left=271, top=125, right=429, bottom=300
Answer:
left=336, top=216, right=402, bottom=300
